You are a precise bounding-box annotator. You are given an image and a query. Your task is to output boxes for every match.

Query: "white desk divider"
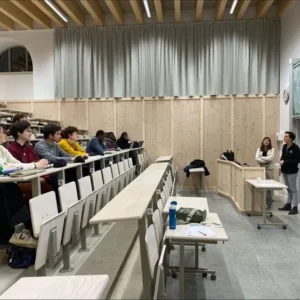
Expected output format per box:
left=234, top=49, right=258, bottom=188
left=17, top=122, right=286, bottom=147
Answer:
left=60, top=199, right=84, bottom=273
left=35, top=212, right=65, bottom=276
left=79, top=190, right=97, bottom=252
left=59, top=182, right=79, bottom=212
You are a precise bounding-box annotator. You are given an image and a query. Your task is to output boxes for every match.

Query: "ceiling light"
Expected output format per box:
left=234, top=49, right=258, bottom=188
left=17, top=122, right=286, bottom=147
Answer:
left=143, top=0, right=151, bottom=18
left=230, top=0, right=238, bottom=14
left=44, top=0, right=68, bottom=22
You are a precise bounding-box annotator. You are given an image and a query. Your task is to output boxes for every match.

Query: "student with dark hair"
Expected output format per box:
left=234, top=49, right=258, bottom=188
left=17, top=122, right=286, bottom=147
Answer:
left=278, top=131, right=300, bottom=215
left=86, top=130, right=110, bottom=156
left=12, top=113, right=27, bottom=123
left=35, top=123, right=76, bottom=164
left=59, top=126, right=87, bottom=157
left=117, top=132, right=130, bottom=149
left=105, top=132, right=118, bottom=149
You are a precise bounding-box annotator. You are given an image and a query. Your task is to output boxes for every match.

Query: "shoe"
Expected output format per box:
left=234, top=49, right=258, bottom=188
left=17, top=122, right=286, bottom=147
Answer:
left=278, top=203, right=291, bottom=211
left=9, top=229, right=37, bottom=248
left=288, top=207, right=298, bottom=215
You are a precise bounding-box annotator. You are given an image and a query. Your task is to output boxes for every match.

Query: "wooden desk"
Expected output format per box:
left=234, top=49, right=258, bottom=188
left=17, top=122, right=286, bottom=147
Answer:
left=0, top=275, right=109, bottom=299
left=163, top=196, right=209, bottom=214
left=155, top=156, right=172, bottom=163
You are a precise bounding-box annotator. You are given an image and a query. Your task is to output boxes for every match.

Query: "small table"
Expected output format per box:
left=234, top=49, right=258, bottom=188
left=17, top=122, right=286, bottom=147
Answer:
left=164, top=213, right=228, bottom=300
left=0, top=275, right=109, bottom=299
left=246, top=179, right=288, bottom=230
left=163, top=196, right=209, bottom=214
left=155, top=156, right=172, bottom=163
left=190, top=168, right=206, bottom=196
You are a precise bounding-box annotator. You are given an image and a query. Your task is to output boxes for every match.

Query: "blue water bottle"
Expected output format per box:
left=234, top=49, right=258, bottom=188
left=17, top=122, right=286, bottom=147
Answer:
left=169, top=201, right=177, bottom=230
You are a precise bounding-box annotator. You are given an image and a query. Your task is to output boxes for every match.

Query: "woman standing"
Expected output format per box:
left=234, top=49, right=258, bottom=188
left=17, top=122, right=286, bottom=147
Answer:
left=255, top=137, right=275, bottom=208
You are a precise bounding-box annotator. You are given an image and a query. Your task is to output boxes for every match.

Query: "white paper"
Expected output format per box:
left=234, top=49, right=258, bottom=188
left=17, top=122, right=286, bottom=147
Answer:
left=185, top=225, right=216, bottom=237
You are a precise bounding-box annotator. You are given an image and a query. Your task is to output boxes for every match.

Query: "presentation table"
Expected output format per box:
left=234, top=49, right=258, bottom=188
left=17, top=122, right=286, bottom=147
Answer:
left=0, top=275, right=109, bottom=299
left=164, top=213, right=228, bottom=300
left=246, top=179, right=288, bottom=229
left=155, top=155, right=172, bottom=163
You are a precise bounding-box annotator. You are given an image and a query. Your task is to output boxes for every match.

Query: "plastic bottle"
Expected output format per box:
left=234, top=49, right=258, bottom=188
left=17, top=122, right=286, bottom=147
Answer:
left=169, top=201, right=177, bottom=230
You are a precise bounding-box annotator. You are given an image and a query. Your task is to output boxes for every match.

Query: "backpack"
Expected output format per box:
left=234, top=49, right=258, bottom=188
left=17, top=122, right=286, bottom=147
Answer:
left=8, top=245, right=35, bottom=269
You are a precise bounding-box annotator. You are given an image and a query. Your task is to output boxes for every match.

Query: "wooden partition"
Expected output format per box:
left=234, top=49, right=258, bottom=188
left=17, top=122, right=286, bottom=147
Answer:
left=216, top=159, right=265, bottom=213
left=2, top=95, right=280, bottom=189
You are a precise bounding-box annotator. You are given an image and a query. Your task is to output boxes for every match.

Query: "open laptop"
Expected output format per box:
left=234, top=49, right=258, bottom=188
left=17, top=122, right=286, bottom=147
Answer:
left=138, top=141, right=144, bottom=147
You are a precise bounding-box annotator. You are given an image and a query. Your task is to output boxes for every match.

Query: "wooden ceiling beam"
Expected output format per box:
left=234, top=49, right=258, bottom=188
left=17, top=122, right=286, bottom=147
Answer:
left=31, top=0, right=65, bottom=27
left=276, top=0, right=295, bottom=17
left=154, top=0, right=163, bottom=23
left=195, top=0, right=204, bottom=21
left=80, top=0, right=105, bottom=26
left=105, top=0, right=124, bottom=25
left=0, top=1, right=32, bottom=29
left=129, top=0, right=143, bottom=24
left=216, top=0, right=227, bottom=20
left=236, top=0, right=251, bottom=19
left=0, top=12, right=14, bottom=31
left=10, top=0, right=51, bottom=28
left=256, top=0, right=274, bottom=18
left=56, top=0, right=85, bottom=26
left=174, top=0, right=181, bottom=22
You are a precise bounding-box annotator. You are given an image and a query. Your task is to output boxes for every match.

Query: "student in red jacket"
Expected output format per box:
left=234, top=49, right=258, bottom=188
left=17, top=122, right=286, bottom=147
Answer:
left=8, top=121, right=53, bottom=202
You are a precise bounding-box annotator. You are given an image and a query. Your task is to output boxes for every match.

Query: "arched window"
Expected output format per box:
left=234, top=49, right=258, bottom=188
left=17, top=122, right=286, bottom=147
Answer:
left=0, top=46, right=32, bottom=73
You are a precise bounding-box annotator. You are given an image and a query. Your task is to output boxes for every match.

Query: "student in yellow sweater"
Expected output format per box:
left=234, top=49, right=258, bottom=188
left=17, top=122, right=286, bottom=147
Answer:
left=59, top=126, right=88, bottom=157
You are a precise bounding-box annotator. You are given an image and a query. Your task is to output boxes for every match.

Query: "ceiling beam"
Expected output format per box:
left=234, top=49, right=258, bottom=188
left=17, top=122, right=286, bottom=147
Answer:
left=256, top=0, right=274, bottom=18
left=174, top=0, right=180, bottom=22
left=0, top=1, right=32, bottom=29
left=236, top=0, right=251, bottom=19
left=105, top=0, right=124, bottom=25
left=154, top=0, right=163, bottom=23
left=31, top=0, right=65, bottom=27
left=10, top=0, right=51, bottom=28
left=195, top=0, right=204, bottom=21
left=80, top=0, right=105, bottom=26
left=0, top=12, right=14, bottom=30
left=56, top=0, right=85, bottom=26
left=129, top=0, right=143, bottom=24
left=276, top=0, right=295, bottom=17
left=216, top=0, right=227, bottom=20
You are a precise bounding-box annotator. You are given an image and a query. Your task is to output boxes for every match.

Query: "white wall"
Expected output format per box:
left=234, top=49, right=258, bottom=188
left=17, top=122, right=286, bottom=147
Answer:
left=0, top=30, right=54, bottom=100
left=280, top=1, right=300, bottom=132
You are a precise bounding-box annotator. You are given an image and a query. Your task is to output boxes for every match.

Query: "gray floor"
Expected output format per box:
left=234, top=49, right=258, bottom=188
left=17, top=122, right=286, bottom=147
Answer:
left=167, top=190, right=300, bottom=299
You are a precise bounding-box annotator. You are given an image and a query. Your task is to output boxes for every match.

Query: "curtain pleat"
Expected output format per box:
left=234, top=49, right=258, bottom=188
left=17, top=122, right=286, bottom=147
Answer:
left=55, top=19, right=280, bottom=98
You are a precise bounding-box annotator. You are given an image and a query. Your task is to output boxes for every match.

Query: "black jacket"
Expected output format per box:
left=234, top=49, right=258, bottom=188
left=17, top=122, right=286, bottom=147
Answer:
left=183, top=159, right=210, bottom=177
left=280, top=143, right=300, bottom=174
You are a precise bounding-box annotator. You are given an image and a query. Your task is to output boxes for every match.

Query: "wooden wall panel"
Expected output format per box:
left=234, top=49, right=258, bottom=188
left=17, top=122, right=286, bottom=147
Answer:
left=203, top=98, right=231, bottom=187
left=6, top=101, right=31, bottom=113
left=234, top=97, right=263, bottom=167
left=144, top=100, right=172, bottom=163
left=116, top=100, right=143, bottom=141
left=33, top=102, right=59, bottom=121
left=60, top=101, right=87, bottom=130
left=88, top=101, right=114, bottom=136
left=173, top=99, right=201, bottom=187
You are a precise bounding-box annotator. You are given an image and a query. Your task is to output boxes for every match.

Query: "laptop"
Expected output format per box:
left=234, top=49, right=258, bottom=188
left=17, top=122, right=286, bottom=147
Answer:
left=138, top=141, right=144, bottom=147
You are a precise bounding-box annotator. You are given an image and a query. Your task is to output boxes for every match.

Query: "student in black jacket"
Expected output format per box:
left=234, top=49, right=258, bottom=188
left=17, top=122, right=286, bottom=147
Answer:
left=278, top=131, right=300, bottom=215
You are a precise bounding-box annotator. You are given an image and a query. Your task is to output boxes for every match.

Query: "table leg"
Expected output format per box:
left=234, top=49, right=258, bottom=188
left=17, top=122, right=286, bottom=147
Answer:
left=31, top=177, right=41, bottom=197
left=76, top=165, right=83, bottom=179
left=195, top=242, right=199, bottom=268
left=252, top=186, right=255, bottom=213
left=200, top=173, right=205, bottom=197
left=263, top=189, right=266, bottom=225
left=179, top=241, right=185, bottom=300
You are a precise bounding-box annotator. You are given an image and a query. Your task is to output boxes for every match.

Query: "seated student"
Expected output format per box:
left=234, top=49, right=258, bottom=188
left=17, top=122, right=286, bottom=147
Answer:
left=59, top=126, right=88, bottom=157
left=117, top=132, right=130, bottom=149
left=105, top=132, right=118, bottom=149
left=35, top=123, right=76, bottom=164
left=86, top=130, right=110, bottom=156
left=7, top=121, right=53, bottom=202
left=12, top=113, right=27, bottom=123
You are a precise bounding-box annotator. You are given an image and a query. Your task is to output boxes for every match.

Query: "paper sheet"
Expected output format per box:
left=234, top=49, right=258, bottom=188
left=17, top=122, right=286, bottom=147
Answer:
left=185, top=225, right=216, bottom=237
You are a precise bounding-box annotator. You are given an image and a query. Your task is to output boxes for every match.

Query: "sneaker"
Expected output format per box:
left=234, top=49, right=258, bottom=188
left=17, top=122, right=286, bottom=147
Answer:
left=288, top=207, right=298, bottom=215
left=9, top=229, right=37, bottom=249
left=278, top=203, right=291, bottom=211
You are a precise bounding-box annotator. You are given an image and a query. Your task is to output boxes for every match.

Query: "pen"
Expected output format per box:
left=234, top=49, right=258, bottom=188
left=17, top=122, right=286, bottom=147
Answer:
left=199, top=231, right=207, bottom=236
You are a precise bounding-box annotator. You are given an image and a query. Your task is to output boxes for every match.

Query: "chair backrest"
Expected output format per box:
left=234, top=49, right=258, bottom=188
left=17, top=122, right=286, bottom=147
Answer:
left=152, top=209, right=163, bottom=246
left=58, top=182, right=79, bottom=212
left=138, top=154, right=143, bottom=165
left=128, top=158, right=133, bottom=168
left=145, top=224, right=159, bottom=279
left=78, top=176, right=93, bottom=199
left=153, top=245, right=167, bottom=300
left=91, top=170, right=104, bottom=190
left=81, top=190, right=98, bottom=228
left=160, top=190, right=167, bottom=207
left=157, top=199, right=164, bottom=224
left=118, top=162, right=125, bottom=175
left=29, top=191, right=59, bottom=238
left=111, top=164, right=119, bottom=179
left=95, top=184, right=108, bottom=212
left=123, top=159, right=130, bottom=171
left=102, top=167, right=113, bottom=184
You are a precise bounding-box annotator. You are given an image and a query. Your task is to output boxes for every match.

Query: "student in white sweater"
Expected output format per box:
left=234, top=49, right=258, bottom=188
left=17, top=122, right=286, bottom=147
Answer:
left=255, top=137, right=275, bottom=208
left=0, top=125, right=48, bottom=171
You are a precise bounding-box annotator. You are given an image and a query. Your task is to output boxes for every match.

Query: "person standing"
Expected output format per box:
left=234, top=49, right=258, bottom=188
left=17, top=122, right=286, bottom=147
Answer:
left=255, top=137, right=275, bottom=208
left=278, top=131, right=300, bottom=215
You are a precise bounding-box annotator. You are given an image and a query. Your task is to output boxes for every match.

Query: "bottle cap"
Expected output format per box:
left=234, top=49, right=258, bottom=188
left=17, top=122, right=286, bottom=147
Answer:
left=170, top=201, right=177, bottom=206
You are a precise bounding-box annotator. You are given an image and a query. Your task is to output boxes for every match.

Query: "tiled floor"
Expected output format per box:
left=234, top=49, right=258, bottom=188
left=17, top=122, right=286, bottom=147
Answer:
left=167, top=190, right=300, bottom=299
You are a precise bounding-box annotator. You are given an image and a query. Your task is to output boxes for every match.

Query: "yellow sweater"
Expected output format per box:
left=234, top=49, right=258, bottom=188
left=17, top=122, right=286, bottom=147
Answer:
left=58, top=139, right=86, bottom=156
